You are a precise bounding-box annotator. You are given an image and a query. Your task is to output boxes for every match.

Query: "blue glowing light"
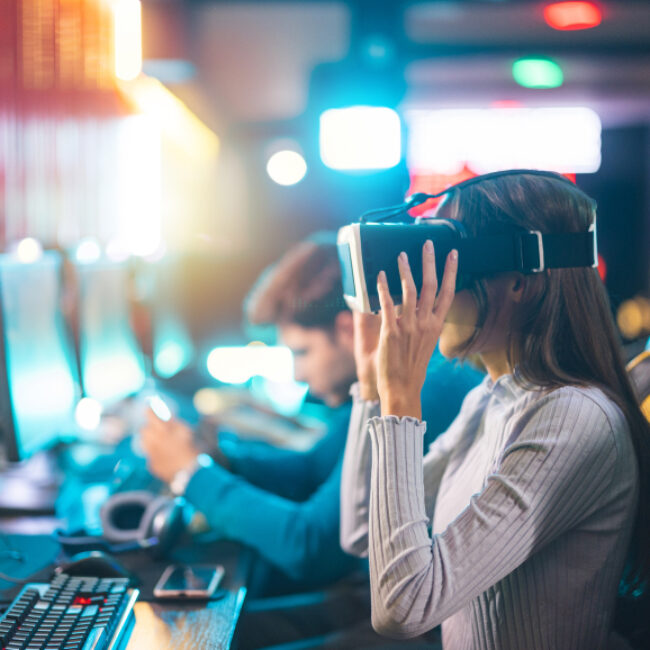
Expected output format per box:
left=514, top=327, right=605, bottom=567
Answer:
left=250, top=376, right=309, bottom=417
left=154, top=318, right=194, bottom=378
left=0, top=253, right=80, bottom=458
left=320, top=106, right=401, bottom=170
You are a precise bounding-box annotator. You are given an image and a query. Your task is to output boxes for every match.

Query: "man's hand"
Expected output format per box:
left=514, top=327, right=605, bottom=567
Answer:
left=140, top=410, right=200, bottom=484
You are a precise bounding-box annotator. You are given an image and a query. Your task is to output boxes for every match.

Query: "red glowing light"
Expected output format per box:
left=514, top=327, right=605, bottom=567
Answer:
left=490, top=100, right=523, bottom=109
left=597, top=253, right=606, bottom=282
left=407, top=169, right=578, bottom=218
left=544, top=2, right=602, bottom=31
left=406, top=166, right=477, bottom=217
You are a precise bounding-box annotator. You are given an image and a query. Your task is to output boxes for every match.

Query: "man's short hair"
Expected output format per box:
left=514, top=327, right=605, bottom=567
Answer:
left=245, top=232, right=348, bottom=329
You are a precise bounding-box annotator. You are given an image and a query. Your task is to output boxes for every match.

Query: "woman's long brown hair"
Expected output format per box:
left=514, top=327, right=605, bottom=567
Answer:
left=440, top=172, right=650, bottom=593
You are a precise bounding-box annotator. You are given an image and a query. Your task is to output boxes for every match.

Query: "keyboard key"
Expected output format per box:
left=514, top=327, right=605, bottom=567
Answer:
left=81, top=627, right=105, bottom=650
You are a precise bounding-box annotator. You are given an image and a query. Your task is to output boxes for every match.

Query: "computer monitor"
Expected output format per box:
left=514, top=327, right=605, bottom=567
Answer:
left=0, top=251, right=80, bottom=462
left=149, top=256, right=195, bottom=380
left=75, top=260, right=146, bottom=406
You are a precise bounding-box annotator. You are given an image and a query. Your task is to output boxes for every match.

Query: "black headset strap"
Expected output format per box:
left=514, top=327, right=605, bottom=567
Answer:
left=458, top=230, right=596, bottom=274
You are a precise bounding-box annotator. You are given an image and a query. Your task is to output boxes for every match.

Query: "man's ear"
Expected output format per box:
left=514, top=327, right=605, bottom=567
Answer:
left=333, top=310, right=355, bottom=348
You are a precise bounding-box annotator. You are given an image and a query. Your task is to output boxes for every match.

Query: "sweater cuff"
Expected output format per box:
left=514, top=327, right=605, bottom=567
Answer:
left=370, top=414, right=427, bottom=433
left=367, top=415, right=428, bottom=526
left=349, top=381, right=380, bottom=407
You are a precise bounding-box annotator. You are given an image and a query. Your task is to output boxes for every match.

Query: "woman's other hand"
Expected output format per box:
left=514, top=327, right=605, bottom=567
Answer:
left=353, top=311, right=382, bottom=401
left=376, top=240, right=458, bottom=419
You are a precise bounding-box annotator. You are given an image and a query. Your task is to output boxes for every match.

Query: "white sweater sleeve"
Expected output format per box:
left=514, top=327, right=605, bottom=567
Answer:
left=340, top=382, right=463, bottom=557
left=365, top=389, right=632, bottom=640
left=339, top=383, right=380, bottom=557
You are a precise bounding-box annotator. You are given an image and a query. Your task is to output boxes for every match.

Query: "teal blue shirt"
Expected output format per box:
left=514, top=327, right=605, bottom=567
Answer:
left=184, top=353, right=483, bottom=584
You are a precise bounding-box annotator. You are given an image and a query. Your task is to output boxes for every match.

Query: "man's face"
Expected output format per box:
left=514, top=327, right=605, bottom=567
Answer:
left=278, top=318, right=356, bottom=407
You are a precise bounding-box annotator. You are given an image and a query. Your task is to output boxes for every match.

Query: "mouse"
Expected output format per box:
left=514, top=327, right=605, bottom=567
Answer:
left=56, top=551, right=133, bottom=581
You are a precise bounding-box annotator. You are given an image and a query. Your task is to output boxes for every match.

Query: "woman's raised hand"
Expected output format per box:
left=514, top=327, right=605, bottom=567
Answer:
left=376, top=240, right=458, bottom=419
left=352, top=310, right=382, bottom=401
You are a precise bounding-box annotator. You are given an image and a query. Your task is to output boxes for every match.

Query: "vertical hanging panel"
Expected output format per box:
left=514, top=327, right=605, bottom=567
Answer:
left=1, top=0, right=138, bottom=251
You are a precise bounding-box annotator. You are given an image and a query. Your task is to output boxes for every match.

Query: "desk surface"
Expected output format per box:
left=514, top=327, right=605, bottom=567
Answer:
left=127, top=591, right=246, bottom=650
left=125, top=540, right=250, bottom=650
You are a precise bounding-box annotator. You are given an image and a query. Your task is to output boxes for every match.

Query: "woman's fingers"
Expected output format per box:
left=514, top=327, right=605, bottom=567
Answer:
left=377, top=271, right=397, bottom=331
left=434, top=250, right=459, bottom=318
left=378, top=243, right=457, bottom=329
left=398, top=252, right=417, bottom=325
left=419, top=240, right=437, bottom=315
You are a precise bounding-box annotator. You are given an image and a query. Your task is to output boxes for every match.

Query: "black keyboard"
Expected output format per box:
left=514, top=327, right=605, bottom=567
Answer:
left=0, top=573, right=139, bottom=650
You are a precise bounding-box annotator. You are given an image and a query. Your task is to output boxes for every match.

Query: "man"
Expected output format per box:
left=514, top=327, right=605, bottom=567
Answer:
left=141, top=235, right=361, bottom=588
left=140, top=233, right=483, bottom=645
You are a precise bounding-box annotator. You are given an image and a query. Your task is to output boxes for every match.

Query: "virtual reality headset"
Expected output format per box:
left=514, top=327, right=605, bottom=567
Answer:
left=337, top=170, right=598, bottom=313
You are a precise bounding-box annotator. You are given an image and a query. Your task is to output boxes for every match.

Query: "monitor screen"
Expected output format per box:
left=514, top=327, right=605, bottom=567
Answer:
left=0, top=252, right=80, bottom=461
left=76, top=260, right=146, bottom=405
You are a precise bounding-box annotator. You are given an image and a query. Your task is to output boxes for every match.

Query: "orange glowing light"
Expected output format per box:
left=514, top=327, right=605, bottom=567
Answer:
left=544, top=2, right=602, bottom=31
left=113, top=0, right=142, bottom=81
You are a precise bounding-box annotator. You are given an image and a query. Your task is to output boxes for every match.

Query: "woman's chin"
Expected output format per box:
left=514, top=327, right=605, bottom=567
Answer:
left=438, top=325, right=477, bottom=360
left=438, top=338, right=454, bottom=359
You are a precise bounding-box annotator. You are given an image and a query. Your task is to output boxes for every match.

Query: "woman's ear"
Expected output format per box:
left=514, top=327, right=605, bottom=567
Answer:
left=509, top=274, right=526, bottom=303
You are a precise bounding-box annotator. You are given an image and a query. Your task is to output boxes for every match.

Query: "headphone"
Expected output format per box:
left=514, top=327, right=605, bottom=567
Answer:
left=55, top=490, right=186, bottom=558
left=360, top=169, right=577, bottom=222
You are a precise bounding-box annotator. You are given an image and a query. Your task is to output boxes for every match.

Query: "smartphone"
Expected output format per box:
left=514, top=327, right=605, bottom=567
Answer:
left=148, top=395, right=172, bottom=422
left=153, top=564, right=224, bottom=599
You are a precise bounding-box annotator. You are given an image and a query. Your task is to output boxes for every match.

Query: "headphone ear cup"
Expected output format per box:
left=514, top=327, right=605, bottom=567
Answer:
left=100, top=490, right=186, bottom=556
left=100, top=491, right=160, bottom=544
left=147, top=498, right=186, bottom=556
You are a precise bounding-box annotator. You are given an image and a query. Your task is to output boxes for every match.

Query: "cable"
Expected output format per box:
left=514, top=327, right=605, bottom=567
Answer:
left=358, top=169, right=575, bottom=223
left=0, top=570, right=29, bottom=584
left=0, top=532, right=29, bottom=584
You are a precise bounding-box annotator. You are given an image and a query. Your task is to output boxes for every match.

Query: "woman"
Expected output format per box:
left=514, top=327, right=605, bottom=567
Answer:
left=340, top=171, right=650, bottom=649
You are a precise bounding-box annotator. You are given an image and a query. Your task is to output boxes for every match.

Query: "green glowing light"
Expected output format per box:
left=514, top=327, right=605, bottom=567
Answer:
left=512, top=58, right=564, bottom=89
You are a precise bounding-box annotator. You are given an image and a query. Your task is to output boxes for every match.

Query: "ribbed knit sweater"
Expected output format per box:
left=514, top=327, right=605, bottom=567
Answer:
left=340, top=374, right=638, bottom=649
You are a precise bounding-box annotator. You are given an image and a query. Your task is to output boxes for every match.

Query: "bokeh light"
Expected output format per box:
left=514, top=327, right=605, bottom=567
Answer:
left=544, top=2, right=602, bottom=31
left=75, top=397, right=103, bottom=431
left=207, top=345, right=294, bottom=384
left=113, top=0, right=143, bottom=81
left=512, top=58, right=564, bottom=89
left=320, top=106, right=401, bottom=170
left=617, top=297, right=650, bottom=340
left=266, top=150, right=307, bottom=186
left=14, top=238, right=43, bottom=264
left=75, top=238, right=102, bottom=264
